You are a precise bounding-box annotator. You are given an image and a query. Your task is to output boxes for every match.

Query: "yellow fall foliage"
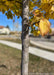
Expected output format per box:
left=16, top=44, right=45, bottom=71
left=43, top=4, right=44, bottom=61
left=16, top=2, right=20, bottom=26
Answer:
left=0, top=0, right=53, bottom=37
left=39, top=19, right=51, bottom=36
left=51, top=5, right=54, bottom=11
left=41, top=0, right=53, bottom=3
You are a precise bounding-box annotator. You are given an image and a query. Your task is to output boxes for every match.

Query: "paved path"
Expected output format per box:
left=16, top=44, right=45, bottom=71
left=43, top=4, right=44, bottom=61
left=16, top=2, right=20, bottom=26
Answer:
left=30, top=40, right=54, bottom=51
left=0, top=40, right=54, bottom=62
left=30, top=37, right=54, bottom=51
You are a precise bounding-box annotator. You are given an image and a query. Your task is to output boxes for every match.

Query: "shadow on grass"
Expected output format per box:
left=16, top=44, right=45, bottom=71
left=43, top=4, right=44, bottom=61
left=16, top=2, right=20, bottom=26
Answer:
left=0, top=64, right=7, bottom=69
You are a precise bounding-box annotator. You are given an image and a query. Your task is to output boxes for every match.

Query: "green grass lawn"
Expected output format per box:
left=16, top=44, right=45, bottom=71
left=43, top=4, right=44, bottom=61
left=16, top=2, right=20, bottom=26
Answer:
left=0, top=44, right=54, bottom=75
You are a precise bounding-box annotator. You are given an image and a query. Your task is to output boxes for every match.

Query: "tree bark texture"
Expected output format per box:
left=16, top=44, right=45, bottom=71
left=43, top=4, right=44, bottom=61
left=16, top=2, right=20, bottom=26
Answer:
left=21, top=0, right=29, bottom=75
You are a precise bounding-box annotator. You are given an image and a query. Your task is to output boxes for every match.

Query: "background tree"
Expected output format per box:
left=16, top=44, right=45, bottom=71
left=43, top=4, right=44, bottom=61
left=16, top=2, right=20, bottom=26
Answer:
left=14, top=22, right=19, bottom=32
left=6, top=25, right=10, bottom=29
left=13, top=18, right=15, bottom=31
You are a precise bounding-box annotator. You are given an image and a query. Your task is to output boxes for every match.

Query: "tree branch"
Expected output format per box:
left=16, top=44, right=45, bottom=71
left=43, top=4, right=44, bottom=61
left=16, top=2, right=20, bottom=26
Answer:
left=32, top=21, right=40, bottom=25
left=29, top=21, right=40, bottom=27
left=15, top=1, right=22, bottom=5
left=29, top=8, right=40, bottom=14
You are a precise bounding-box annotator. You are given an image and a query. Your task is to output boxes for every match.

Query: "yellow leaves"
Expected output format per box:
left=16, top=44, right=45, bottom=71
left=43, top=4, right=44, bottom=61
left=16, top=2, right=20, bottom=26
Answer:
left=33, top=30, right=40, bottom=36
left=51, top=5, right=54, bottom=11
left=39, top=19, right=51, bottom=36
left=5, top=1, right=10, bottom=6
left=5, top=10, right=13, bottom=19
left=41, top=0, right=47, bottom=3
left=32, top=9, right=40, bottom=16
left=29, top=1, right=35, bottom=11
left=33, top=30, right=37, bottom=36
left=2, top=0, right=7, bottom=1
left=36, top=0, right=54, bottom=19
left=32, top=9, right=43, bottom=22
left=35, top=9, right=40, bottom=13
left=35, top=23, right=39, bottom=27
left=41, top=0, right=53, bottom=3
left=0, top=0, right=22, bottom=19
left=37, top=31, right=40, bottom=35
left=49, top=28, right=52, bottom=33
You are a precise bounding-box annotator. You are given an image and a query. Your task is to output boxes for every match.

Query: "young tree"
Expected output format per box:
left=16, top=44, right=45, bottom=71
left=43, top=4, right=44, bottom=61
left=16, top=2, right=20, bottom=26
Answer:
left=21, top=0, right=29, bottom=75
left=0, top=0, right=54, bottom=75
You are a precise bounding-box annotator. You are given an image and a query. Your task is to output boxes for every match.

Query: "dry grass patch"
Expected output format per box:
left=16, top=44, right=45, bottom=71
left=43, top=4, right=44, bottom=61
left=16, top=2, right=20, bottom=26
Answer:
left=0, top=44, right=54, bottom=75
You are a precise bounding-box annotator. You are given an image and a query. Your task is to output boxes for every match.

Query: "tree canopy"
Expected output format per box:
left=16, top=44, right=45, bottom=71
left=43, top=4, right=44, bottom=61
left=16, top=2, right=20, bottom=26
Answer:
left=0, top=0, right=54, bottom=36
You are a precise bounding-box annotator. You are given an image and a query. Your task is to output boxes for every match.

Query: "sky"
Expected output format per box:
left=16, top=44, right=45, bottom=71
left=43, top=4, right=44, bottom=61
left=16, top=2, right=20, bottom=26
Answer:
left=0, top=12, right=22, bottom=31
left=0, top=12, right=54, bottom=31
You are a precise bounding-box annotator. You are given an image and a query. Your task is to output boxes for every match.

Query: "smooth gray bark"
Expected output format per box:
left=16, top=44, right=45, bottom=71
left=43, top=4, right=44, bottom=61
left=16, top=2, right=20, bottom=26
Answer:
left=21, top=0, right=29, bottom=75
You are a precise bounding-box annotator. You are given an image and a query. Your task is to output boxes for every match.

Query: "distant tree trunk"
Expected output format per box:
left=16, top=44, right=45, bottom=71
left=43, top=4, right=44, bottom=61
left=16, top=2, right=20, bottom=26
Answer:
left=21, top=0, right=29, bottom=75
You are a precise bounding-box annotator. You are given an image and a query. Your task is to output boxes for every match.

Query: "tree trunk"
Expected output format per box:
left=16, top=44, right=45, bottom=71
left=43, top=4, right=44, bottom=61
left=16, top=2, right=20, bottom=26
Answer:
left=21, top=0, right=29, bottom=75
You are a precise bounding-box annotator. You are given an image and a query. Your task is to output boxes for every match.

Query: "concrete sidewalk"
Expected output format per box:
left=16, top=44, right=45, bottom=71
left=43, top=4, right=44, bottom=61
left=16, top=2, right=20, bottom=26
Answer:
left=30, top=40, right=54, bottom=51
left=0, top=40, right=54, bottom=62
